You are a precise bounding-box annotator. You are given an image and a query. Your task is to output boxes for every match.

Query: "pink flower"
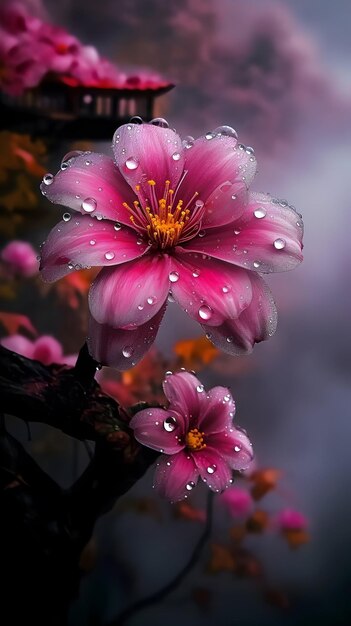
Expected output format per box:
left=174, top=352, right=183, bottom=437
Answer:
left=0, top=333, right=75, bottom=366
left=39, top=121, right=303, bottom=369
left=130, top=371, right=253, bottom=501
left=219, top=486, right=253, bottom=518
left=275, top=509, right=308, bottom=531
left=1, top=240, right=39, bottom=277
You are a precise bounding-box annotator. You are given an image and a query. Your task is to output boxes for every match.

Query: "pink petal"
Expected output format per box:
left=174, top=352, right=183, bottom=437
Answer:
left=203, top=274, right=277, bottom=355
left=40, top=216, right=148, bottom=282
left=32, top=336, right=63, bottom=364
left=89, top=254, right=170, bottom=328
left=181, top=133, right=257, bottom=207
left=170, top=253, right=252, bottom=326
left=208, top=428, right=253, bottom=471
left=0, top=334, right=34, bottom=358
left=181, top=192, right=303, bottom=273
left=198, top=387, right=236, bottom=434
left=130, top=408, right=185, bottom=454
left=87, top=304, right=166, bottom=369
left=219, top=487, right=253, bottom=518
left=153, top=451, right=199, bottom=501
left=112, top=123, right=185, bottom=201
left=193, top=448, right=233, bottom=492
left=40, top=152, right=135, bottom=224
left=162, top=371, right=206, bottom=420
left=202, top=182, right=248, bottom=229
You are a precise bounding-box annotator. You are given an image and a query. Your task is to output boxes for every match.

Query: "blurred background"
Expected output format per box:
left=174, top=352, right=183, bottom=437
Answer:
left=0, top=0, right=350, bottom=624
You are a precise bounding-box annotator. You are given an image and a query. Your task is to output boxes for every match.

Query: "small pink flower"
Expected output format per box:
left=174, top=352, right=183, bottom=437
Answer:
left=130, top=371, right=253, bottom=501
left=275, top=509, right=308, bottom=531
left=0, top=333, right=75, bottom=366
left=219, top=486, right=253, bottom=518
left=1, top=240, right=39, bottom=277
left=39, top=121, right=303, bottom=369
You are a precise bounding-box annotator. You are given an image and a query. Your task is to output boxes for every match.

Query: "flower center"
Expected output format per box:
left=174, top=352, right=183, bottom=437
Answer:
left=123, top=178, right=205, bottom=250
left=186, top=428, right=206, bottom=451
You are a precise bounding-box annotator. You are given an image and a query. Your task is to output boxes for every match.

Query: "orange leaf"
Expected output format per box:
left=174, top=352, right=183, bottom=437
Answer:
left=174, top=336, right=219, bottom=369
left=0, top=312, right=36, bottom=336
left=250, top=468, right=282, bottom=500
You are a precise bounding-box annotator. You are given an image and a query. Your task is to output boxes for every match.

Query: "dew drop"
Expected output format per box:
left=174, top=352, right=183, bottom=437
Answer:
left=104, top=251, right=115, bottom=260
left=205, top=131, right=215, bottom=140
left=62, top=212, right=71, bottom=222
left=172, top=152, right=181, bottom=161
left=198, top=230, right=206, bottom=238
left=137, top=304, right=144, bottom=310
left=234, top=229, right=241, bottom=235
left=213, top=125, right=238, bottom=139
left=231, top=194, right=237, bottom=201
left=169, top=271, right=179, bottom=283
left=147, top=296, right=156, bottom=305
left=82, top=197, right=97, bottom=213
left=122, top=346, right=133, bottom=358
left=89, top=239, right=96, bottom=246
left=222, top=285, right=230, bottom=294
left=125, top=157, right=139, bottom=170
left=163, top=416, right=177, bottom=432
left=150, top=117, right=169, bottom=128
left=226, top=337, right=233, bottom=343
left=68, top=263, right=74, bottom=270
left=192, top=269, right=200, bottom=278
left=165, top=370, right=173, bottom=376
left=207, top=464, right=217, bottom=474
left=198, top=304, right=212, bottom=320
left=114, top=222, right=122, bottom=231
left=253, top=261, right=261, bottom=269
left=234, top=445, right=241, bottom=453
left=223, top=394, right=231, bottom=403
left=273, top=238, right=286, bottom=250
left=245, top=146, right=255, bottom=155
left=182, top=135, right=194, bottom=149
left=129, top=115, right=143, bottom=124
left=168, top=292, right=175, bottom=303
left=186, top=481, right=195, bottom=491
left=254, top=207, right=266, bottom=219
left=196, top=384, right=204, bottom=393
left=43, top=173, right=54, bottom=185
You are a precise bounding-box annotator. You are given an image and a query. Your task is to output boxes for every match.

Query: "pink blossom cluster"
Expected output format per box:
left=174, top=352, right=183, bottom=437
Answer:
left=1, top=240, right=39, bottom=277
left=0, top=2, right=170, bottom=96
left=0, top=333, right=76, bottom=366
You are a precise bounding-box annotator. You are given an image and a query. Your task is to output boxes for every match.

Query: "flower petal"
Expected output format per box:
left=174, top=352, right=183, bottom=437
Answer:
left=89, top=254, right=170, bottom=328
left=40, top=152, right=135, bottom=223
left=170, top=253, right=252, bottom=326
left=198, top=386, right=236, bottom=434
left=193, top=449, right=233, bottom=492
left=202, top=182, right=248, bottom=229
left=153, top=452, right=199, bottom=501
left=162, top=371, right=206, bottom=420
left=203, top=274, right=277, bottom=355
left=181, top=133, right=257, bottom=206
left=0, top=334, right=34, bottom=358
left=130, top=408, right=185, bottom=454
left=208, top=429, right=253, bottom=471
left=40, top=216, right=148, bottom=282
left=87, top=304, right=166, bottom=369
left=181, top=192, right=303, bottom=273
left=112, top=123, right=184, bottom=200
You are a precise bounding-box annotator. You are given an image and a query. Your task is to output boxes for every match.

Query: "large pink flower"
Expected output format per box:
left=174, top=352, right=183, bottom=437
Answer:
left=130, top=371, right=253, bottom=501
left=39, top=121, right=303, bottom=368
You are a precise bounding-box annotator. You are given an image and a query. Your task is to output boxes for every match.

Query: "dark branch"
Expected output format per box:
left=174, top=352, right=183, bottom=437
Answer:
left=108, top=491, right=215, bottom=626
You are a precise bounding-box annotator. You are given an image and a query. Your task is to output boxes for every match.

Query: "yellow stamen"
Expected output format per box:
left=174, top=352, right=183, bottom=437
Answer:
left=186, top=428, right=206, bottom=451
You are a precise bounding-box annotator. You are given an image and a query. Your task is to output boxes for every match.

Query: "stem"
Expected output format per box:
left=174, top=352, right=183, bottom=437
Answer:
left=108, top=491, right=215, bottom=626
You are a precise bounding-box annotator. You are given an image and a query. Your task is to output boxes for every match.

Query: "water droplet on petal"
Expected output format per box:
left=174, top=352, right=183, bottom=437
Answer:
left=43, top=173, right=54, bottom=185
left=122, top=346, right=133, bottom=358
left=234, top=445, right=241, bottom=453
left=168, top=292, right=175, bottom=303
left=213, top=125, right=238, bottom=139
left=254, top=207, right=266, bottom=219
left=207, top=464, right=217, bottom=474
left=147, top=296, right=156, bottom=305
left=137, top=304, right=144, bottom=310
left=104, top=251, right=115, bottom=260
left=253, top=261, right=261, bottom=269
left=172, top=152, right=181, bottom=161
left=165, top=370, right=173, bottom=376
left=226, top=337, right=233, bottom=343
left=186, top=481, right=196, bottom=491
left=163, top=416, right=177, bottom=432
left=169, top=271, right=179, bottom=283
left=114, top=222, right=122, bottom=231
left=62, top=212, right=71, bottom=222
left=223, top=394, right=231, bottom=403
left=198, top=305, right=212, bottom=321
left=196, top=384, right=204, bottom=393
left=273, top=238, right=286, bottom=250
left=182, top=135, right=194, bottom=149
left=192, top=269, right=200, bottom=278
left=245, top=146, right=255, bottom=155
left=198, top=230, right=206, bottom=238
left=68, top=263, right=74, bottom=270
left=89, top=239, right=96, bottom=246
left=125, top=157, right=139, bottom=170
left=205, top=131, right=215, bottom=140
left=150, top=117, right=169, bottom=128
left=129, top=116, right=143, bottom=124
left=222, top=285, right=230, bottom=294
left=82, top=197, right=97, bottom=213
